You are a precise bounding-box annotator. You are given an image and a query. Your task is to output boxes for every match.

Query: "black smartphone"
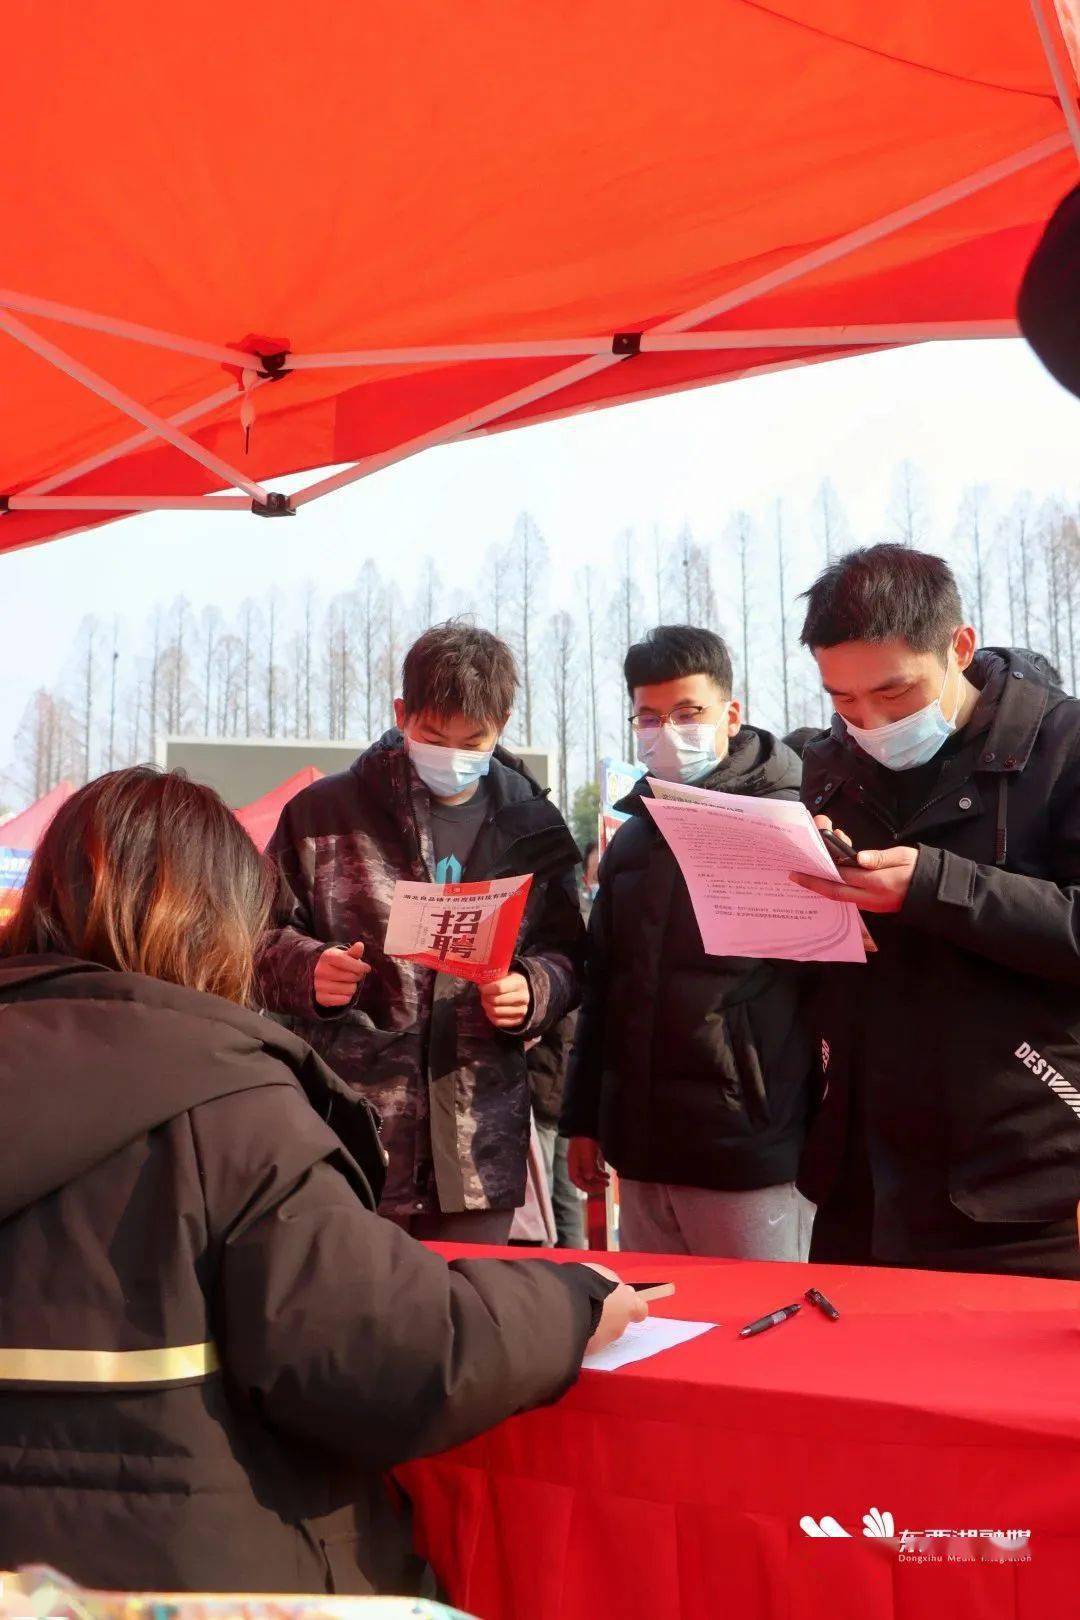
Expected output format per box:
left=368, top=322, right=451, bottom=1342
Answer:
left=629, top=1282, right=675, bottom=1300
left=818, top=827, right=859, bottom=868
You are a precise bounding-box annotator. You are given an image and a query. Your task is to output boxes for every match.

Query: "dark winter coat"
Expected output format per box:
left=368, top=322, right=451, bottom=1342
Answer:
left=799, top=648, right=1080, bottom=1261
left=0, top=955, right=612, bottom=1595
left=256, top=731, right=584, bottom=1215
left=560, top=728, right=814, bottom=1190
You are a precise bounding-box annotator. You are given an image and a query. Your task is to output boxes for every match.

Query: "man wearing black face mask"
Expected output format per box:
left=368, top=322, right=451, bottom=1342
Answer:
left=794, top=544, right=1080, bottom=1279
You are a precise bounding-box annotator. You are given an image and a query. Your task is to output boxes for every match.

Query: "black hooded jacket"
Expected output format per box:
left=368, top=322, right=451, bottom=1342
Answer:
left=0, top=956, right=612, bottom=1595
left=799, top=648, right=1080, bottom=1259
left=560, top=728, right=814, bottom=1190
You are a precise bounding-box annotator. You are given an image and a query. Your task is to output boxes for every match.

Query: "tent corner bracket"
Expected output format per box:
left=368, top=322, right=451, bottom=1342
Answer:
left=251, top=492, right=294, bottom=518
left=611, top=332, right=642, bottom=356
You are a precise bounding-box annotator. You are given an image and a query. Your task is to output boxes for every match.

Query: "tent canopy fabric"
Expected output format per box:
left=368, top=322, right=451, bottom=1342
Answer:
left=236, top=768, right=323, bottom=853
left=0, top=782, right=75, bottom=852
left=1, top=2, right=1078, bottom=556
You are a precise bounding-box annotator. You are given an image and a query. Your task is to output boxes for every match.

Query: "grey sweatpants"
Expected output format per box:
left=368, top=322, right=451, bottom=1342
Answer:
left=618, top=1179, right=815, bottom=1260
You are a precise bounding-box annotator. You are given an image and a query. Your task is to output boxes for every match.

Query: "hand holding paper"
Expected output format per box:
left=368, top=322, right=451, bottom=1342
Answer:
left=643, top=778, right=865, bottom=963
left=385, top=875, right=534, bottom=984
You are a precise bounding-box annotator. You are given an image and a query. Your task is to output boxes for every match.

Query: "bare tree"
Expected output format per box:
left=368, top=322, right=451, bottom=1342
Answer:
left=888, top=460, right=930, bottom=546
left=545, top=610, right=577, bottom=809
left=380, top=583, right=404, bottom=729
left=240, top=599, right=257, bottom=736
left=77, top=616, right=98, bottom=783
left=300, top=581, right=317, bottom=737
left=106, top=617, right=120, bottom=770
left=728, top=511, right=755, bottom=719
left=507, top=512, right=548, bottom=746
left=581, top=565, right=602, bottom=783
left=956, top=485, right=991, bottom=637
left=415, top=556, right=441, bottom=632
left=652, top=525, right=666, bottom=621
left=775, top=501, right=791, bottom=734
left=147, top=608, right=163, bottom=759
left=610, top=529, right=644, bottom=760
left=814, top=478, right=850, bottom=563
left=264, top=589, right=280, bottom=739
left=200, top=606, right=220, bottom=736
left=356, top=560, right=382, bottom=741
left=1041, top=502, right=1064, bottom=671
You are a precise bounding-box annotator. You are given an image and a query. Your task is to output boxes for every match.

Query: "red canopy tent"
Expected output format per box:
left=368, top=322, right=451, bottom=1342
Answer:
left=235, top=768, right=324, bottom=853
left=0, top=782, right=76, bottom=851
left=1, top=3, right=1078, bottom=556
left=0, top=780, right=75, bottom=921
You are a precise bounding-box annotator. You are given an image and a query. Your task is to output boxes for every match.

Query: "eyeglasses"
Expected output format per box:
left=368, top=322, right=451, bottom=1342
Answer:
left=630, top=704, right=712, bottom=736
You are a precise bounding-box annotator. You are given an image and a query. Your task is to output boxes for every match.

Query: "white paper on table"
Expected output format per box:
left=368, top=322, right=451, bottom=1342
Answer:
left=643, top=778, right=865, bottom=963
left=582, top=1317, right=717, bottom=1372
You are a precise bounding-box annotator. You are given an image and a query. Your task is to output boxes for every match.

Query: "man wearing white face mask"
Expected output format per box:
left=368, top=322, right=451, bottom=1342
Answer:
left=561, top=625, right=816, bottom=1260
left=794, top=544, right=1080, bottom=1279
left=257, top=622, right=585, bottom=1242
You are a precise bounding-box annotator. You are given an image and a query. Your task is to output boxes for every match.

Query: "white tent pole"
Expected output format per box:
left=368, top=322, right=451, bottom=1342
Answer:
left=0, top=308, right=271, bottom=503
left=9, top=495, right=254, bottom=512
left=646, top=134, right=1069, bottom=334
left=1027, top=0, right=1080, bottom=162
left=290, top=354, right=623, bottom=506
left=0, top=288, right=263, bottom=369
left=290, top=134, right=1065, bottom=509
left=287, top=320, right=1016, bottom=368
left=22, top=382, right=253, bottom=496
left=647, top=321, right=1017, bottom=348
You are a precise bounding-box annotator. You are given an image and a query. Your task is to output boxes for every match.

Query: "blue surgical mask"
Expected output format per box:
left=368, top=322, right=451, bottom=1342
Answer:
left=636, top=721, right=719, bottom=785
left=842, top=664, right=961, bottom=771
left=405, top=733, right=493, bottom=798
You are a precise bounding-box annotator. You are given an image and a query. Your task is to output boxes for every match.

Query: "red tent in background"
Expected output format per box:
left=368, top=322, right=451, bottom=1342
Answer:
left=0, top=780, right=75, bottom=922
left=0, top=3, right=1078, bottom=556
left=0, top=781, right=75, bottom=851
left=236, top=769, right=323, bottom=853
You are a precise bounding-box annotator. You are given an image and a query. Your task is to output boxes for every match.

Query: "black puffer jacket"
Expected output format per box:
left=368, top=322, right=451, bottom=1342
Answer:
left=799, top=648, right=1080, bottom=1260
left=0, top=956, right=612, bottom=1595
left=560, top=728, right=814, bottom=1189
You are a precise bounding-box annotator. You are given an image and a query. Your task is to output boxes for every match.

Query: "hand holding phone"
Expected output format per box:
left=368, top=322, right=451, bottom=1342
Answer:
left=818, top=827, right=859, bottom=868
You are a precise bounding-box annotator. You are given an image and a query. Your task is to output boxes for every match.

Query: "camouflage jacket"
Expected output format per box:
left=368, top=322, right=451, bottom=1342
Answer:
left=256, top=731, right=584, bottom=1214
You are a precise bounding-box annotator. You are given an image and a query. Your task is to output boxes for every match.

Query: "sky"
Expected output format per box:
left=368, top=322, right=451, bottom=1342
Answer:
left=2, top=336, right=1078, bottom=804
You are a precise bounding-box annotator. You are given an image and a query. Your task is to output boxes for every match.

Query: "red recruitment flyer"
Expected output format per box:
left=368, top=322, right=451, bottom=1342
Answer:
left=384, top=874, right=534, bottom=985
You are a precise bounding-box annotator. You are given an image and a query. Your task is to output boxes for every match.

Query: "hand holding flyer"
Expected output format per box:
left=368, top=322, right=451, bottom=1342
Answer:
left=643, top=778, right=866, bottom=963
left=384, top=874, right=534, bottom=984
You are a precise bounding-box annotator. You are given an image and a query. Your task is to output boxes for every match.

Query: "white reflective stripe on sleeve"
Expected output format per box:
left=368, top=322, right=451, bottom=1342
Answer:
left=0, top=1341, right=220, bottom=1384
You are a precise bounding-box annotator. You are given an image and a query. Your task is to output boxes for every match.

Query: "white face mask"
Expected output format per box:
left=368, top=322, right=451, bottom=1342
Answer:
left=404, top=733, right=493, bottom=797
left=841, top=663, right=962, bottom=772
left=635, top=721, right=719, bottom=784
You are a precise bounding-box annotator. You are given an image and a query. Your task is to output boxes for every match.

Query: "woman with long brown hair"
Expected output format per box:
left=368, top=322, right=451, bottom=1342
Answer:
left=0, top=766, right=641, bottom=1596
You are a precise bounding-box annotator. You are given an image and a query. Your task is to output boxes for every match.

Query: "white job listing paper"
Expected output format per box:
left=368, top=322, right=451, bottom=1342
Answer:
left=644, top=778, right=866, bottom=963
left=582, top=1317, right=717, bottom=1372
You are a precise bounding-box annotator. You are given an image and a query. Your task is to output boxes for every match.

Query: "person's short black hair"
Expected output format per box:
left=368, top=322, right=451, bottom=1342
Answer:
left=624, top=625, right=734, bottom=699
left=402, top=620, right=518, bottom=725
left=799, top=544, right=963, bottom=657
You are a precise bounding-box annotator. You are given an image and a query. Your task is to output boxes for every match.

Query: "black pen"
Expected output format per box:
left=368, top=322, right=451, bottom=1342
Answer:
left=805, top=1287, right=841, bottom=1321
left=738, top=1302, right=801, bottom=1338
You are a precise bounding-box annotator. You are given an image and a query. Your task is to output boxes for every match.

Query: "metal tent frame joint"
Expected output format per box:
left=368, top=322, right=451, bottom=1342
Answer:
left=251, top=492, right=294, bottom=517
left=612, top=331, right=642, bottom=356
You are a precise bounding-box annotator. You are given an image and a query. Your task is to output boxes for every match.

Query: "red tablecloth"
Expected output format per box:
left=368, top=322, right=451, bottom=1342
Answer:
left=397, top=1248, right=1080, bottom=1620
